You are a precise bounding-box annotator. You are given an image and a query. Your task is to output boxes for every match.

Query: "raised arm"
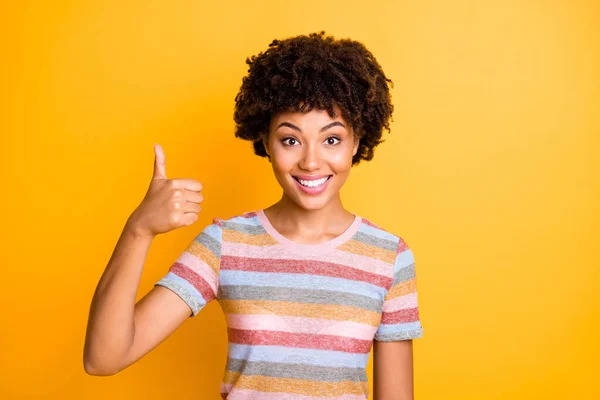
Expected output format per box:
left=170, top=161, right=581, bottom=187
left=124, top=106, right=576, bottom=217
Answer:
left=83, top=144, right=204, bottom=375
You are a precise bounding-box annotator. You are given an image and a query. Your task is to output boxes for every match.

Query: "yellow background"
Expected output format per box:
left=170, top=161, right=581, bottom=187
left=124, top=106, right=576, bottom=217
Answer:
left=2, top=0, right=598, bottom=399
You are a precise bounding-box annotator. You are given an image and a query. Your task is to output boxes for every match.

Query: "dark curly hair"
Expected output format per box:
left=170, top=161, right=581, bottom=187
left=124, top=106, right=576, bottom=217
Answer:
left=233, top=31, right=395, bottom=166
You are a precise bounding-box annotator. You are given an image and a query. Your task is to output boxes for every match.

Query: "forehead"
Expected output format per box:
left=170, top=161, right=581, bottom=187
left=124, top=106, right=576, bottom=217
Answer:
left=270, top=103, right=347, bottom=127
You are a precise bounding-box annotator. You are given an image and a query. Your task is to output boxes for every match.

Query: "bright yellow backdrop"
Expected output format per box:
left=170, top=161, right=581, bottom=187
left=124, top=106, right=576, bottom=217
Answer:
left=1, top=1, right=598, bottom=399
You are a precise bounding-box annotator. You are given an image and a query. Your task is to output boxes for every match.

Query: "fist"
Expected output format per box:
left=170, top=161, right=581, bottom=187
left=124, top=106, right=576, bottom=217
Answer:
left=128, top=144, right=204, bottom=237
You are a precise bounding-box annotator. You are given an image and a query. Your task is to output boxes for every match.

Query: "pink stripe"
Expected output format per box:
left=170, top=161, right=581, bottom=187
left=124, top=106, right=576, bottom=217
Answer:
left=220, top=382, right=232, bottom=398
left=382, top=292, right=418, bottom=313
left=226, top=314, right=377, bottom=340
left=223, top=242, right=393, bottom=276
left=176, top=251, right=218, bottom=294
left=228, top=328, right=372, bottom=354
left=397, top=237, right=409, bottom=253
left=381, top=307, right=420, bottom=324
left=222, top=387, right=367, bottom=400
left=362, top=218, right=381, bottom=229
left=170, top=263, right=216, bottom=303
left=222, top=255, right=390, bottom=288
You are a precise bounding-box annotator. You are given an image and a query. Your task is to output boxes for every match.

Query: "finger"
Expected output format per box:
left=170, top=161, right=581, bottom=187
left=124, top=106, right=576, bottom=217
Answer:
left=152, top=143, right=167, bottom=180
left=182, top=213, right=199, bottom=226
left=182, top=202, right=202, bottom=213
left=184, top=190, right=204, bottom=204
left=172, top=178, right=203, bottom=192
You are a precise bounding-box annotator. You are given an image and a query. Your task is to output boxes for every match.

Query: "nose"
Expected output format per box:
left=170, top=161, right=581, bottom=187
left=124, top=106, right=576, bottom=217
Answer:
left=298, top=141, right=321, bottom=171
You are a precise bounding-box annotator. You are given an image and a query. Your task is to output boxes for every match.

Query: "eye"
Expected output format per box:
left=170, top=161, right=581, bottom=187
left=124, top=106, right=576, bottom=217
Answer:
left=325, top=135, right=341, bottom=145
left=281, top=137, right=298, bottom=146
left=281, top=135, right=342, bottom=147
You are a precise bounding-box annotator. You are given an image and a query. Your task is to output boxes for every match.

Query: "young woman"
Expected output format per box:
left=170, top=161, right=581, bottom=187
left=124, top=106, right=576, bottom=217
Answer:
left=84, top=31, right=423, bottom=400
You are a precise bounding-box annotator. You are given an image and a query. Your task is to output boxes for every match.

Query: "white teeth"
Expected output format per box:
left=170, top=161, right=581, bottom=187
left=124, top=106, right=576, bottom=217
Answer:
left=298, top=176, right=330, bottom=187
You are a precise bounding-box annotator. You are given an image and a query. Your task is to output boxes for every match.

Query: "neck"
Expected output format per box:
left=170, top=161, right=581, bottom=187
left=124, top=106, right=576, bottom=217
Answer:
left=264, top=193, right=354, bottom=240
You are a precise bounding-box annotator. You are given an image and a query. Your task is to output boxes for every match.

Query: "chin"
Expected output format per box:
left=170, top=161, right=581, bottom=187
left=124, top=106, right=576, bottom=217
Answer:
left=291, top=192, right=333, bottom=209
left=298, top=200, right=329, bottom=210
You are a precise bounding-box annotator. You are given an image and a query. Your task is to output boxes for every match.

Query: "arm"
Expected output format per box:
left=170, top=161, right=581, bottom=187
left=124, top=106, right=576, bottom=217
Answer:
left=373, top=339, right=415, bottom=400
left=83, top=217, right=192, bottom=376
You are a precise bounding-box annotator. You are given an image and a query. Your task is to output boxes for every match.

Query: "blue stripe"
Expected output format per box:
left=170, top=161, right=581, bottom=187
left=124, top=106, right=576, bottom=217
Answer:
left=227, top=343, right=370, bottom=367
left=394, top=249, right=415, bottom=270
left=163, top=271, right=208, bottom=306
left=227, top=215, right=262, bottom=226
left=357, top=223, right=398, bottom=242
left=219, top=270, right=386, bottom=300
left=202, top=223, right=223, bottom=243
left=375, top=320, right=422, bottom=334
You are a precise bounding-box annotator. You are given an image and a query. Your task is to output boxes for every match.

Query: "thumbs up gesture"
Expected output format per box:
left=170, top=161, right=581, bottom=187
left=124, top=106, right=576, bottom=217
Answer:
left=128, top=144, right=204, bottom=238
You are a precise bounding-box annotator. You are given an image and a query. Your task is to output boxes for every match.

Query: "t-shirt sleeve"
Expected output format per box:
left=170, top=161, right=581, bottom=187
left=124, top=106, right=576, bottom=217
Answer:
left=154, top=219, right=223, bottom=318
left=373, top=237, right=423, bottom=341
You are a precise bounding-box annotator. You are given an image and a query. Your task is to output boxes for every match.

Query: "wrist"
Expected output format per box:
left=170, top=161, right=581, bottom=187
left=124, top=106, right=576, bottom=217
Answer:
left=125, top=214, right=154, bottom=239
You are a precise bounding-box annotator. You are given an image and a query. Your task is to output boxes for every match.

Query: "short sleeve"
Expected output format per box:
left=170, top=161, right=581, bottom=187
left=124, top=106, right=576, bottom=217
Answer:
left=373, top=237, right=423, bottom=341
left=154, top=219, right=223, bottom=318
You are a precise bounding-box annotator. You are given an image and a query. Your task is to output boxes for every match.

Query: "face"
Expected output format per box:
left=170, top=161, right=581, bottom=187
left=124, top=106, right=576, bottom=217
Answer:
left=263, top=103, right=359, bottom=211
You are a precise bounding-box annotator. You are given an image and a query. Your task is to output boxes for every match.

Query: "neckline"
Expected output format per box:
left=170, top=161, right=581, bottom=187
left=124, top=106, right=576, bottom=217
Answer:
left=256, top=208, right=362, bottom=252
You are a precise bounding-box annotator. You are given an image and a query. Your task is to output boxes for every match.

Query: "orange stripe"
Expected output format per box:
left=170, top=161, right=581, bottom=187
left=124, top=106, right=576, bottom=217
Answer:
left=222, top=372, right=368, bottom=396
left=219, top=299, right=381, bottom=326
left=337, top=239, right=396, bottom=263
left=386, top=277, right=417, bottom=299
left=223, top=229, right=279, bottom=246
left=186, top=241, right=219, bottom=274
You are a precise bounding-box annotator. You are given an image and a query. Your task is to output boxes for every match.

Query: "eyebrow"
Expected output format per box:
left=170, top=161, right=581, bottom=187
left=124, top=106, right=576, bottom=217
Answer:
left=276, top=121, right=346, bottom=133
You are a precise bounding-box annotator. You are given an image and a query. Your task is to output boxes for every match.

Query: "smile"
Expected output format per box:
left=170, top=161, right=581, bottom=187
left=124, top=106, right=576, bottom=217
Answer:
left=294, top=176, right=331, bottom=187
left=292, top=175, right=333, bottom=195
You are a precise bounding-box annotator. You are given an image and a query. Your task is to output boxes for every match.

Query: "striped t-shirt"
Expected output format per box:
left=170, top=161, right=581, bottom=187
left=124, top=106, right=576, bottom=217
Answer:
left=155, top=209, right=423, bottom=399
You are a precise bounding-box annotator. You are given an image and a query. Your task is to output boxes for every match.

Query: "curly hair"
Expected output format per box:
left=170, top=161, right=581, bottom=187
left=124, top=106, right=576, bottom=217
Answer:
left=233, top=31, right=395, bottom=166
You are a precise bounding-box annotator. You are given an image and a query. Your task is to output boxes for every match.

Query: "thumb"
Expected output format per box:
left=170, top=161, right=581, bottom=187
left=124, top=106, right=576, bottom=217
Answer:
left=152, top=143, right=167, bottom=180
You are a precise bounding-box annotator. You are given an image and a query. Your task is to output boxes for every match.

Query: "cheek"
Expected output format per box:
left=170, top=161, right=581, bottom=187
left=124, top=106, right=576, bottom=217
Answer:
left=328, top=150, right=354, bottom=171
left=270, top=148, right=296, bottom=171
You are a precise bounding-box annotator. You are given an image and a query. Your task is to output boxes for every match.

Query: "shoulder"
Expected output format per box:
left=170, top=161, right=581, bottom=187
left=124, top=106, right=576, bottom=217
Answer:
left=356, top=215, right=409, bottom=253
left=210, top=210, right=262, bottom=230
left=191, top=211, right=258, bottom=253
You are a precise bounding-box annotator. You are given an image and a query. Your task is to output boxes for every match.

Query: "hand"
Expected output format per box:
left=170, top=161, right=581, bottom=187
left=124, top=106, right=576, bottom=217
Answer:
left=128, top=144, right=204, bottom=238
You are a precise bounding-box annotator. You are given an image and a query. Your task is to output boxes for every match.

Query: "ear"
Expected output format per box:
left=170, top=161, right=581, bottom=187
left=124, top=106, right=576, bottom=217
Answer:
left=352, top=135, right=359, bottom=156
left=262, top=135, right=270, bottom=156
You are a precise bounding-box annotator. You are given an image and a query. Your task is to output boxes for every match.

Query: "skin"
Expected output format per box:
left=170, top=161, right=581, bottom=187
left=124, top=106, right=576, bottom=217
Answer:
left=261, top=103, right=360, bottom=242
left=373, top=339, right=415, bottom=400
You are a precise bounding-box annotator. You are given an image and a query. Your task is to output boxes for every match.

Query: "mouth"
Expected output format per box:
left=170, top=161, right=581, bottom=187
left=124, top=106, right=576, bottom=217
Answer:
left=291, top=174, right=333, bottom=195
left=292, top=175, right=333, bottom=188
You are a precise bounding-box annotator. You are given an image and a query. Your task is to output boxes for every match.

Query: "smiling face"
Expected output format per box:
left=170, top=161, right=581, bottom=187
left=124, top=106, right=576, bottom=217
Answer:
left=263, top=104, right=359, bottom=211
